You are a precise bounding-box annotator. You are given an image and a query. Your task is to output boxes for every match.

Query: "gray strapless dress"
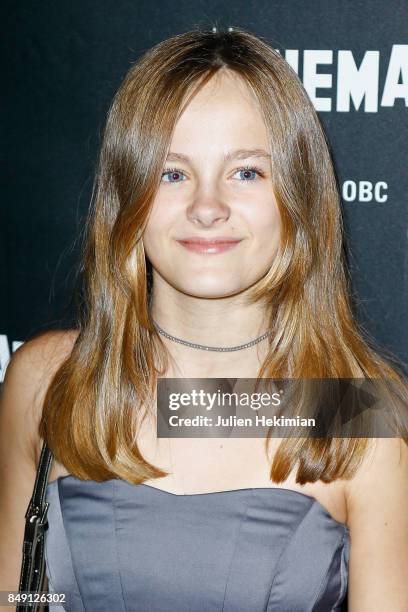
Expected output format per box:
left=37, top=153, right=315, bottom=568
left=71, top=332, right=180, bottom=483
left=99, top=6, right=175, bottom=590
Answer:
left=44, top=476, right=349, bottom=611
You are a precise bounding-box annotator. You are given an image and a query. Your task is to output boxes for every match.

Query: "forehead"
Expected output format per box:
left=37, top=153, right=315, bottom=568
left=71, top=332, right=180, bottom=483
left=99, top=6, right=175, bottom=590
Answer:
left=183, top=69, right=259, bottom=111
left=170, top=69, right=269, bottom=153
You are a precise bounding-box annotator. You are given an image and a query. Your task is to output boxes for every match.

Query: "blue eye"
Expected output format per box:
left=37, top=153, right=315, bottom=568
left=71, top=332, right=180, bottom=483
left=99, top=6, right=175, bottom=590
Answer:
left=233, top=166, right=263, bottom=181
left=161, top=165, right=265, bottom=184
left=161, top=168, right=186, bottom=183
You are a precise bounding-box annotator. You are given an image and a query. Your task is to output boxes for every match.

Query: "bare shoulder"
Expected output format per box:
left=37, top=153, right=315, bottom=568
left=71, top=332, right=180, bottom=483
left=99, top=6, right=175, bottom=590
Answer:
left=12, top=327, right=79, bottom=368
left=2, top=328, right=79, bottom=412
left=0, top=328, right=79, bottom=467
left=0, top=329, right=79, bottom=592
left=344, top=438, right=408, bottom=609
left=345, top=437, right=408, bottom=507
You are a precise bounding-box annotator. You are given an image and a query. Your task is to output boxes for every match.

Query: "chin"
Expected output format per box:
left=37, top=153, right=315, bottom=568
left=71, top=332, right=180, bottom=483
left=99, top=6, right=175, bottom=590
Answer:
left=175, top=280, right=244, bottom=299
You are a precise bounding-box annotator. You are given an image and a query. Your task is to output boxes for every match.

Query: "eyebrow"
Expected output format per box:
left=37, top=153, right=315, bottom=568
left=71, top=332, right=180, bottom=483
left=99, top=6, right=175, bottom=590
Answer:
left=165, top=148, right=271, bottom=163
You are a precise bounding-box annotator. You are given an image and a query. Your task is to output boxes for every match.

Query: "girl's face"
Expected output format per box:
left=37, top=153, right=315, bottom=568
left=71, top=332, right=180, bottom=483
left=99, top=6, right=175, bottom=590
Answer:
left=143, top=68, right=281, bottom=299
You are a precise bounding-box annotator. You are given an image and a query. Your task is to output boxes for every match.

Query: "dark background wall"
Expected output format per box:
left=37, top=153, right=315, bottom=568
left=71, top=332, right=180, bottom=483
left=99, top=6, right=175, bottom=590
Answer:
left=1, top=0, right=407, bottom=383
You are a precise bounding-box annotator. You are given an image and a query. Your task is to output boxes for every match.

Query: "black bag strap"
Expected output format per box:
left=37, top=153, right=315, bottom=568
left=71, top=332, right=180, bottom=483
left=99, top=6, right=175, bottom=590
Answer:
left=17, top=440, right=54, bottom=611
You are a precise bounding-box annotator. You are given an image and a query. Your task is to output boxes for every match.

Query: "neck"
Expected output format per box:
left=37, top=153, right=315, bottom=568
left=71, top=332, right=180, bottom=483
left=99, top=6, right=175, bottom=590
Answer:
left=149, top=279, right=270, bottom=378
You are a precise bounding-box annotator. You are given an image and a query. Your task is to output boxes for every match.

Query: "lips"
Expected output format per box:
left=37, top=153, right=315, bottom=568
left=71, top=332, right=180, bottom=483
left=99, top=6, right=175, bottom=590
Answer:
left=176, top=237, right=243, bottom=255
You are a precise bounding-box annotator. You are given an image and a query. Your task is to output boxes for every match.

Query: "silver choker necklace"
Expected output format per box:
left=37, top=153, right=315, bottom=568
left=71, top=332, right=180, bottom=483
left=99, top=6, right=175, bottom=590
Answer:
left=152, top=320, right=270, bottom=352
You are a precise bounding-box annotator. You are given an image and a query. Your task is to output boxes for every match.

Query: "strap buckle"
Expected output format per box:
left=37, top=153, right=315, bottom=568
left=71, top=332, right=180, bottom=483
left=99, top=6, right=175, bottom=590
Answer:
left=25, top=501, right=50, bottom=531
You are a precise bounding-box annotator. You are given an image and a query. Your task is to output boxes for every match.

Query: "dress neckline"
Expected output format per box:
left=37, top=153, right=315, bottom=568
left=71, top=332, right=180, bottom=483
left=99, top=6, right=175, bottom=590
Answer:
left=46, top=474, right=349, bottom=531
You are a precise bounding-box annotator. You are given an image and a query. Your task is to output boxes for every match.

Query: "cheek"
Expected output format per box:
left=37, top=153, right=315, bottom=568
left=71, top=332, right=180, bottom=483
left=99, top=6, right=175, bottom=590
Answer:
left=143, top=205, right=172, bottom=250
left=251, top=202, right=281, bottom=249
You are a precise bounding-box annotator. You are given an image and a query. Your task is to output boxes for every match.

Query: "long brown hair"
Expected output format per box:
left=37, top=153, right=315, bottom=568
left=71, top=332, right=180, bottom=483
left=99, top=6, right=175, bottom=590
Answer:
left=39, top=27, right=408, bottom=484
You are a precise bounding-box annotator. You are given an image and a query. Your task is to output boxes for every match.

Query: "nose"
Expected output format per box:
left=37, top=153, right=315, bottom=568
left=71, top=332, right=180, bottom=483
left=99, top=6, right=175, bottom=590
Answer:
left=186, top=186, right=231, bottom=228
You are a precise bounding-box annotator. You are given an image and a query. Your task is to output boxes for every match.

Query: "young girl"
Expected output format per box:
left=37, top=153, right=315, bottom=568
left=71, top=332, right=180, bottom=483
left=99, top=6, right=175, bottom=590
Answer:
left=1, top=27, right=407, bottom=612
